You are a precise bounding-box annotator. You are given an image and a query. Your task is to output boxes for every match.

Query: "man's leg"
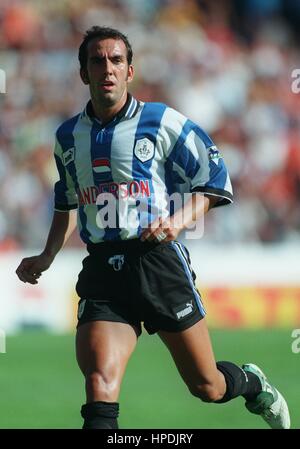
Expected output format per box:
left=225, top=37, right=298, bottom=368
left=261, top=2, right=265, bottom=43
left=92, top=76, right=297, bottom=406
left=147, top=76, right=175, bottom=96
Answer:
left=158, top=318, right=233, bottom=402
left=76, top=320, right=138, bottom=429
left=158, top=319, right=290, bottom=428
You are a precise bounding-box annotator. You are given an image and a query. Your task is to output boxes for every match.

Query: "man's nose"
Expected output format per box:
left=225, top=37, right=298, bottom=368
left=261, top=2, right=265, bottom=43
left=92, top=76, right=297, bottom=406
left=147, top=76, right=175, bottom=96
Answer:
left=103, top=57, right=113, bottom=74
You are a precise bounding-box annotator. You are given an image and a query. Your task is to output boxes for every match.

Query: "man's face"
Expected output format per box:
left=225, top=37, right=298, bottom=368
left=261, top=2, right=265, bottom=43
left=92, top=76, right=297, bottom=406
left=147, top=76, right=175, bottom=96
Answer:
left=81, top=38, right=134, bottom=107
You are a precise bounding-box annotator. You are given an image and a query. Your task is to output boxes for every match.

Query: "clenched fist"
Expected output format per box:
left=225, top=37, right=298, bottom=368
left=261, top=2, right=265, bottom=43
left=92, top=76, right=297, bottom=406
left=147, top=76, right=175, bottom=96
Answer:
left=16, top=253, right=55, bottom=284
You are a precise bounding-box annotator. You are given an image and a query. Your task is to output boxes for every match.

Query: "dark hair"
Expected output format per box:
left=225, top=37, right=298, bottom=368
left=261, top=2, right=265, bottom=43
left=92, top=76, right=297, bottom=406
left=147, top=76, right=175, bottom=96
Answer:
left=78, top=26, right=133, bottom=70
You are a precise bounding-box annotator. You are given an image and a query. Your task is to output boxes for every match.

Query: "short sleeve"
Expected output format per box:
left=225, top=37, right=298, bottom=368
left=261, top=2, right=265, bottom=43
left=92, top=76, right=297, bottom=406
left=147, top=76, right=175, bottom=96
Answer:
left=53, top=134, right=78, bottom=211
left=166, top=121, right=233, bottom=208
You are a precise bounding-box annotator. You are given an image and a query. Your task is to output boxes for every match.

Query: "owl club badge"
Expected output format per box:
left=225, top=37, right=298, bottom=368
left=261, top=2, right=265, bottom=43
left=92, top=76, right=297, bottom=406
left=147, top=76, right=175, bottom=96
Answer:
left=134, top=138, right=155, bottom=163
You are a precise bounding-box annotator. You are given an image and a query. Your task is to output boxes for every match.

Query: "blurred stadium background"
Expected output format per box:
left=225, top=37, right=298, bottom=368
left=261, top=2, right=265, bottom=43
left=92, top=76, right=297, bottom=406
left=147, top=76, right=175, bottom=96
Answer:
left=0, top=0, right=300, bottom=429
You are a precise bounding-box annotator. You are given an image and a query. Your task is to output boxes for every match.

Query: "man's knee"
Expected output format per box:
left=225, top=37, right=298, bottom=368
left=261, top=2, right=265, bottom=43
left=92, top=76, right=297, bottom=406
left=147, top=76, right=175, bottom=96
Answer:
left=189, top=382, right=224, bottom=402
left=85, top=371, right=119, bottom=401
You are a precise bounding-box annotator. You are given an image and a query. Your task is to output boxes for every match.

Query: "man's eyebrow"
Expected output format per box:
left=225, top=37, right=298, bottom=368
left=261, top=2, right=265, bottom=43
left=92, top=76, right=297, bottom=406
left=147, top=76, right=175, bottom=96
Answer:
left=89, top=54, right=125, bottom=60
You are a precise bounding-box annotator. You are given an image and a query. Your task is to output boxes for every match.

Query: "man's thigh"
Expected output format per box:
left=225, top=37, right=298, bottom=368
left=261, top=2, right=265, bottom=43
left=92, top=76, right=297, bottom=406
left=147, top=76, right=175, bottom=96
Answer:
left=76, top=320, right=138, bottom=377
left=158, top=318, right=221, bottom=387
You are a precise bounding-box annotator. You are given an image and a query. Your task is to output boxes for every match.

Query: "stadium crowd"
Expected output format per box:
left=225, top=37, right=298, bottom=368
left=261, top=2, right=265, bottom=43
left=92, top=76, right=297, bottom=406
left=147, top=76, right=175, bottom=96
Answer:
left=1, top=0, right=300, bottom=250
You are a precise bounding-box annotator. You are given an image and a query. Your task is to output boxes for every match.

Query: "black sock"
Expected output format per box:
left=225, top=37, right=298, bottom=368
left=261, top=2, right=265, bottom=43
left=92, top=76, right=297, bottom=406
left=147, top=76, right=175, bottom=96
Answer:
left=81, top=401, right=119, bottom=429
left=242, top=372, right=264, bottom=402
left=215, top=361, right=262, bottom=403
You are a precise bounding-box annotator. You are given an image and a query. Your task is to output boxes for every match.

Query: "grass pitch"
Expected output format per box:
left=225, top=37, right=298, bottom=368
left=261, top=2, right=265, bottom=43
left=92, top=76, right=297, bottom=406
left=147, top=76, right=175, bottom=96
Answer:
left=0, top=329, right=298, bottom=429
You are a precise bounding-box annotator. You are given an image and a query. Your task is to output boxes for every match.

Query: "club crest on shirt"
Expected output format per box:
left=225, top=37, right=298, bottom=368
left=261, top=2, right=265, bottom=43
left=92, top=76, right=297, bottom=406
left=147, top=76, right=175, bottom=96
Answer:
left=62, top=147, right=75, bottom=166
left=134, top=138, right=155, bottom=163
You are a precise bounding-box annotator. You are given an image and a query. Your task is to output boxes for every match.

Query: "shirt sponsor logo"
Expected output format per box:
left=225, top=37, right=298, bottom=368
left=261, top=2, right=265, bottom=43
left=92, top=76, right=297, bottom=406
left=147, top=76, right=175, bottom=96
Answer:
left=63, top=147, right=75, bottom=166
left=78, top=179, right=150, bottom=205
left=134, top=138, right=155, bottom=163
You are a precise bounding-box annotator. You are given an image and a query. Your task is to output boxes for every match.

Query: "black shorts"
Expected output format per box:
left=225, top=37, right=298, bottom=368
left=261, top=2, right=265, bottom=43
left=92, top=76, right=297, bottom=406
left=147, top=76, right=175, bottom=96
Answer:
left=75, top=239, right=206, bottom=335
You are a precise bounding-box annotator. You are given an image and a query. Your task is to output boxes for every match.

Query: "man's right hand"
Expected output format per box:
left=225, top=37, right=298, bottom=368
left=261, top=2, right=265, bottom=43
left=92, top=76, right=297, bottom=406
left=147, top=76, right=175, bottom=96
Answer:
left=16, top=253, right=55, bottom=284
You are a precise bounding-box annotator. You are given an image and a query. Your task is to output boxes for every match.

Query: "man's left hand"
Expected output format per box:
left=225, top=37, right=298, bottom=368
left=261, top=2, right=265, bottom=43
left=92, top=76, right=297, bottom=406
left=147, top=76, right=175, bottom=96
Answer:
left=140, top=217, right=183, bottom=243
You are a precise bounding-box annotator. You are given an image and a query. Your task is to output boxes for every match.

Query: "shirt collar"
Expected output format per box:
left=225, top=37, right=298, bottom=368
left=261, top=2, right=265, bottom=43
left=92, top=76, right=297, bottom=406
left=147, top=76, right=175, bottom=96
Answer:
left=81, top=93, right=140, bottom=125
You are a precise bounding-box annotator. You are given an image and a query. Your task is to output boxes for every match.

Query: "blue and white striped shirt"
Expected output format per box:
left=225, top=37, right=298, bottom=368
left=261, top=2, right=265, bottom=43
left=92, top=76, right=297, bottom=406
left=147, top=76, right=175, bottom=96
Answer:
left=54, top=94, right=233, bottom=243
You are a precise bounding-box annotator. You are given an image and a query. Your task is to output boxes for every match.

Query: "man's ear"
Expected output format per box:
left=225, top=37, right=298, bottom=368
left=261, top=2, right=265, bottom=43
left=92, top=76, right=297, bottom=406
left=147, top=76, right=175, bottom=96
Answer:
left=80, top=68, right=89, bottom=85
left=127, top=65, right=134, bottom=83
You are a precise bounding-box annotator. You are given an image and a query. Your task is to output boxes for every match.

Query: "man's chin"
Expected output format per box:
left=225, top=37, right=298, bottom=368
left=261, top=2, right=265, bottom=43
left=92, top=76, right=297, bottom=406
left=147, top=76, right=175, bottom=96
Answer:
left=97, top=93, right=117, bottom=106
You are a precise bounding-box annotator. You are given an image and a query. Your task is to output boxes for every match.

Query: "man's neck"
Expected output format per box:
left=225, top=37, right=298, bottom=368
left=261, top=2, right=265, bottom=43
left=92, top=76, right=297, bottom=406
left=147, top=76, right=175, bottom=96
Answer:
left=91, top=92, right=128, bottom=124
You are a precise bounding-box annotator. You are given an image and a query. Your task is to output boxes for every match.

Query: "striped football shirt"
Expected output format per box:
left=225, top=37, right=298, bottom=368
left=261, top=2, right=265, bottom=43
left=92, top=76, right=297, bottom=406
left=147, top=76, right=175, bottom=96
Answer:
left=54, top=93, right=233, bottom=243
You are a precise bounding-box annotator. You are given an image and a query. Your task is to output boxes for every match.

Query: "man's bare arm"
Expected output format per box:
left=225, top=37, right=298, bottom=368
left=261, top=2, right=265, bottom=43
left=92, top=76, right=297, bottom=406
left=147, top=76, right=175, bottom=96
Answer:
left=16, top=209, right=77, bottom=284
left=43, top=209, right=77, bottom=258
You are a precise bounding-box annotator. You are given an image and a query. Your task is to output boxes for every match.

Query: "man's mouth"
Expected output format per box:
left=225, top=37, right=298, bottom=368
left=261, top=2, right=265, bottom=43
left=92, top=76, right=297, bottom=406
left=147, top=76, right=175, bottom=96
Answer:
left=99, top=81, right=115, bottom=92
left=101, top=81, right=115, bottom=87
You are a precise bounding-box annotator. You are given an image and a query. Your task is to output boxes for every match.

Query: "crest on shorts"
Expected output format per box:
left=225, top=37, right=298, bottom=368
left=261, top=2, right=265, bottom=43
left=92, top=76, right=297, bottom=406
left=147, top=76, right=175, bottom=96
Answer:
left=134, top=138, right=155, bottom=163
left=108, top=255, right=125, bottom=271
left=77, top=299, right=86, bottom=319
